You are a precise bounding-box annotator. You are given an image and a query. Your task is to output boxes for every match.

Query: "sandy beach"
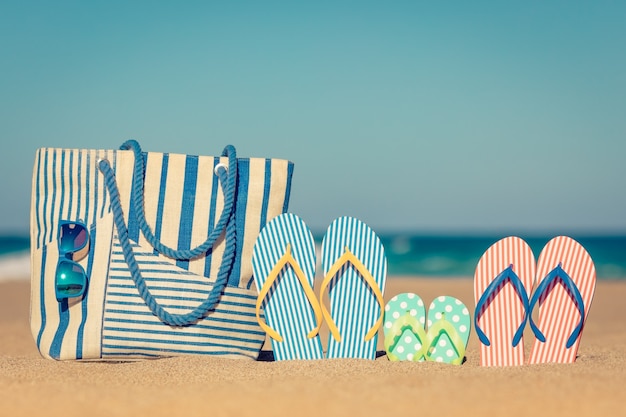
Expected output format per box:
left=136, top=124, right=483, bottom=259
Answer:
left=1, top=276, right=625, bottom=417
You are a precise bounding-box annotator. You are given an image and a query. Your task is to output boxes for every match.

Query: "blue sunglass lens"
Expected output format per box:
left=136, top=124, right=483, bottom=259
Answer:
left=59, top=223, right=88, bottom=253
left=56, top=260, right=86, bottom=298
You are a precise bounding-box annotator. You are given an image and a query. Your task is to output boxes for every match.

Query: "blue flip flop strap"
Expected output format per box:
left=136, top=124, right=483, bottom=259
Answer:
left=528, top=264, right=585, bottom=349
left=474, top=265, right=530, bottom=347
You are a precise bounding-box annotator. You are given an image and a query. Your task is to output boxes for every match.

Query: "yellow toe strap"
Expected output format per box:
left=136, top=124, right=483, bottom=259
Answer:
left=319, top=246, right=385, bottom=343
left=255, top=243, right=322, bottom=342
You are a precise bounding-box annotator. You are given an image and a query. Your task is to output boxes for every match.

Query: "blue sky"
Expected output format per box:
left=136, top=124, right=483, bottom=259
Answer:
left=1, top=1, right=625, bottom=235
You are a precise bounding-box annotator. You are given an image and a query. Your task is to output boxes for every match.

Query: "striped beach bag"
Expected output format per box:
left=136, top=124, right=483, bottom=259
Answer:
left=30, top=139, right=294, bottom=360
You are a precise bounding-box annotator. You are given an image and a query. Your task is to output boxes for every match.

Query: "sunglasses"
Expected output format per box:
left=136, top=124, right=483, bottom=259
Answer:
left=55, top=221, right=89, bottom=301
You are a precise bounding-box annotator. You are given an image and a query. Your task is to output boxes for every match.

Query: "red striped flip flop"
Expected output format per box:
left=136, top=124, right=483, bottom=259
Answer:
left=473, top=237, right=535, bottom=366
left=528, top=236, right=596, bottom=364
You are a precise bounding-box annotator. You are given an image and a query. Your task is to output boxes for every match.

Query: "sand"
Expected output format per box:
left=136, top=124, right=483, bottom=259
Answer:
left=1, top=277, right=625, bottom=416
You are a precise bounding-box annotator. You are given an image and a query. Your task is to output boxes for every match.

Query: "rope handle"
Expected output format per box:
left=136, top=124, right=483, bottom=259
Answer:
left=121, top=139, right=237, bottom=260
left=97, top=142, right=238, bottom=326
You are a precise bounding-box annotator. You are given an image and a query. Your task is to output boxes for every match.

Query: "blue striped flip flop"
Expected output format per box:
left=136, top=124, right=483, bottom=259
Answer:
left=252, top=213, right=324, bottom=361
left=426, top=296, right=471, bottom=365
left=320, top=216, right=387, bottom=359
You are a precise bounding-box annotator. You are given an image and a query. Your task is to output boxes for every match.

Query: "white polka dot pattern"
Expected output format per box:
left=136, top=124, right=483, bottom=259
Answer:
left=426, top=296, right=471, bottom=364
left=383, top=292, right=426, bottom=361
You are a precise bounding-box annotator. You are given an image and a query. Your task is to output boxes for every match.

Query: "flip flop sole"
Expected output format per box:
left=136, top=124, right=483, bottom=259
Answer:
left=252, top=213, right=323, bottom=361
left=384, top=293, right=427, bottom=361
left=528, top=236, right=596, bottom=364
left=474, top=236, right=535, bottom=366
left=427, top=296, right=471, bottom=364
left=321, top=216, right=387, bottom=359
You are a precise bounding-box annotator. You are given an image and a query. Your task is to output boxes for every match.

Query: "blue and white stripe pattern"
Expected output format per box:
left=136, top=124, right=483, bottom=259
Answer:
left=31, top=148, right=116, bottom=251
left=252, top=213, right=323, bottom=360
left=321, top=216, right=387, bottom=359
left=30, top=148, right=116, bottom=360
left=101, top=236, right=265, bottom=359
left=30, top=145, right=294, bottom=360
left=123, top=151, right=294, bottom=289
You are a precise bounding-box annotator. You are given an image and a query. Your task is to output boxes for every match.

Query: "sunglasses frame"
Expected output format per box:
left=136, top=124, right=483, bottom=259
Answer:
left=55, top=220, right=90, bottom=301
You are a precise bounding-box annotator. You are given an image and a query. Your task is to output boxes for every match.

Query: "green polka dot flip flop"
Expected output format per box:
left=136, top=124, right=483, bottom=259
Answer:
left=383, top=293, right=427, bottom=361
left=426, top=296, right=471, bottom=365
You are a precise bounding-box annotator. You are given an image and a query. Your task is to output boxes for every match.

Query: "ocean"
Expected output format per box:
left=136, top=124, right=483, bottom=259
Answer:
left=0, top=235, right=30, bottom=281
left=374, top=234, right=626, bottom=279
left=1, top=233, right=625, bottom=281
